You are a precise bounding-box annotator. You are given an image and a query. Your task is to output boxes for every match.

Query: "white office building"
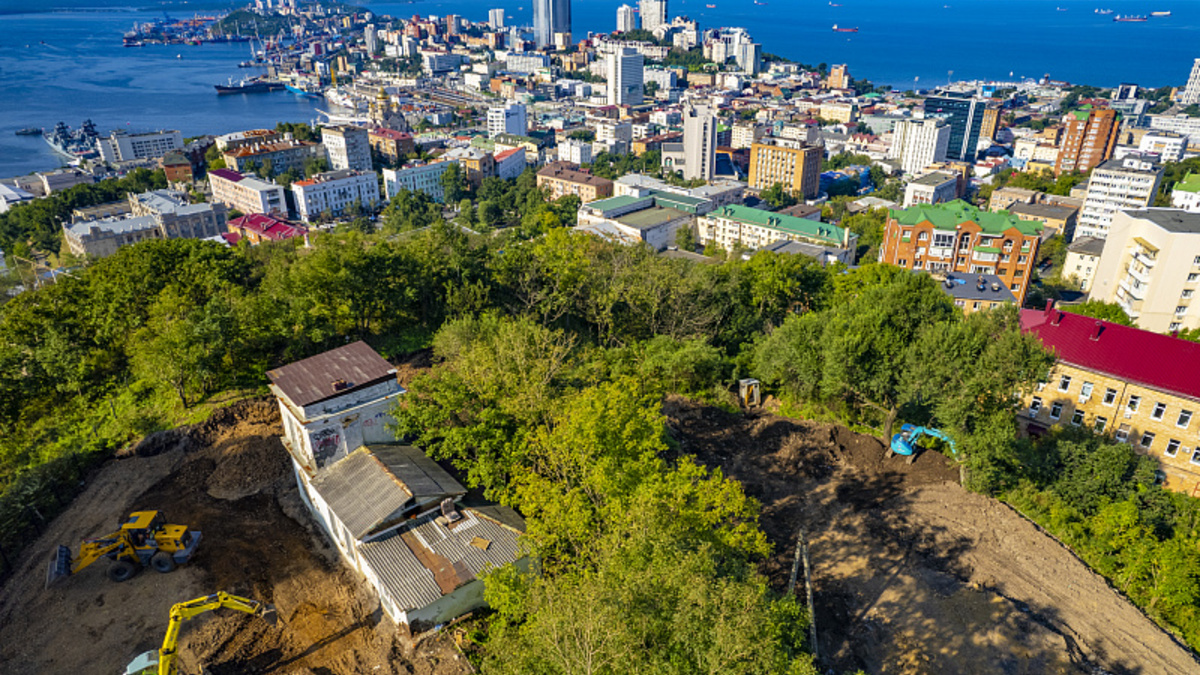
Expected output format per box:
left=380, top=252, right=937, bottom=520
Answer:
left=487, top=102, right=528, bottom=138
left=97, top=129, right=183, bottom=162
left=1077, top=156, right=1165, bottom=240
left=682, top=103, right=717, bottom=181
left=616, top=4, right=636, bottom=32
left=322, top=125, right=372, bottom=172
left=889, top=118, right=951, bottom=175
left=639, top=0, right=667, bottom=33
left=292, top=169, right=381, bottom=223
left=606, top=47, right=643, bottom=107
left=383, top=161, right=456, bottom=202
left=1181, top=58, right=1200, bottom=106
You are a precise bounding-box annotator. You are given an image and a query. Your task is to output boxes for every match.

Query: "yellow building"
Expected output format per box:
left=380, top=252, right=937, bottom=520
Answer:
left=748, top=140, right=821, bottom=200
left=1019, top=307, right=1200, bottom=496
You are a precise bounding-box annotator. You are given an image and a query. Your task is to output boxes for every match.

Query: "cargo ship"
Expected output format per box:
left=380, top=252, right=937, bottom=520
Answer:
left=832, top=24, right=859, bottom=32
left=1151, top=11, right=1171, bottom=17
left=44, top=120, right=99, bottom=159
left=215, top=78, right=285, bottom=95
left=15, top=127, right=42, bottom=136
left=1113, top=15, right=1148, bottom=22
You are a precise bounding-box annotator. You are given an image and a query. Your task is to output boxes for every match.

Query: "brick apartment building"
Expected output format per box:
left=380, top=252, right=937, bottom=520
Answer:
left=536, top=162, right=614, bottom=201
left=1055, top=107, right=1119, bottom=176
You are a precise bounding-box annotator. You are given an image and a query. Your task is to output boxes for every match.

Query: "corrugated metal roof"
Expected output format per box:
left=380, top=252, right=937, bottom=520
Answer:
left=358, top=507, right=525, bottom=613
left=266, top=341, right=395, bottom=408
left=369, top=445, right=467, bottom=499
left=311, top=447, right=413, bottom=539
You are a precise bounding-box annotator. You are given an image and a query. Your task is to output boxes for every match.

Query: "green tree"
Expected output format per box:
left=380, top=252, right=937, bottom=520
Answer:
left=1069, top=300, right=1135, bottom=326
left=441, top=163, right=469, bottom=203
left=675, top=224, right=698, bottom=251
left=760, top=182, right=797, bottom=209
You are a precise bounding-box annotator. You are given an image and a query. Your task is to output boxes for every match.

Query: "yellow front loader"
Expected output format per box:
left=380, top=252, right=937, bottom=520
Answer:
left=123, top=591, right=277, bottom=675
left=46, top=510, right=201, bottom=587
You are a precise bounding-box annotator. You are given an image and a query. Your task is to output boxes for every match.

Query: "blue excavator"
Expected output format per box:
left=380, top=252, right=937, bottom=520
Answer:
left=889, top=423, right=957, bottom=463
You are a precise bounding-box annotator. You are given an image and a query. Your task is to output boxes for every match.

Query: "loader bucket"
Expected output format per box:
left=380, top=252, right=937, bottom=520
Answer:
left=45, top=545, right=72, bottom=588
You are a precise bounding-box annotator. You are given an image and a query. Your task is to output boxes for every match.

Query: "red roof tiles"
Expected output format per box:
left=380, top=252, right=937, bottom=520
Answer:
left=229, top=213, right=307, bottom=242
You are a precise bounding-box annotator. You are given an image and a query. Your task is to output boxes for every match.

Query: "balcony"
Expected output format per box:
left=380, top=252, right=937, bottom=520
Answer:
left=1131, top=250, right=1157, bottom=269
left=1118, top=277, right=1146, bottom=301
left=1125, top=263, right=1150, bottom=285
left=973, top=246, right=1001, bottom=263
left=928, top=245, right=953, bottom=258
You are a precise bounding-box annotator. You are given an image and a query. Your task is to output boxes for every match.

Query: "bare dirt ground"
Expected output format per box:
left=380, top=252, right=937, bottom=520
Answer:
left=0, top=399, right=471, bottom=675
left=664, top=397, right=1200, bottom=675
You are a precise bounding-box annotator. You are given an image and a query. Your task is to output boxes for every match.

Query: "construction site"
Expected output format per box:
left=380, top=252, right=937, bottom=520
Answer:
left=1, top=388, right=1198, bottom=674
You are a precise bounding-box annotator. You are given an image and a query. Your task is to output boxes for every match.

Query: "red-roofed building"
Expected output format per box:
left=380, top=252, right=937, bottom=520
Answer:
left=228, top=213, right=308, bottom=244
left=493, top=146, right=526, bottom=180
left=1019, top=306, right=1200, bottom=494
left=368, top=128, right=415, bottom=164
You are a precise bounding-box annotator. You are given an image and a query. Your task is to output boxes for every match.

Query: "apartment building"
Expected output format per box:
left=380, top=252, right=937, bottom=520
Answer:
left=441, top=147, right=496, bottom=191
left=292, top=169, right=381, bottom=223
left=889, top=118, right=951, bottom=175
left=880, top=200, right=1043, bottom=304
left=605, top=47, right=644, bottom=107
left=1089, top=209, right=1200, bottom=332
left=1172, top=173, right=1200, bottom=212
left=487, top=102, right=528, bottom=138
left=208, top=169, right=287, bottom=216
left=731, top=121, right=765, bottom=150
left=557, top=138, right=593, bottom=165
left=748, top=139, right=822, bottom=200
left=223, top=139, right=323, bottom=175
left=1077, top=156, right=1164, bottom=240
left=903, top=171, right=958, bottom=208
left=495, top=147, right=526, bottom=181
left=825, top=64, right=851, bottom=90
left=322, top=125, right=372, bottom=172
left=1138, top=130, right=1187, bottom=163
left=1054, top=107, right=1119, bottom=176
left=937, top=272, right=1016, bottom=315
left=383, top=161, right=455, bottom=202
left=1181, top=57, right=1200, bottom=106
left=97, top=129, right=183, bottom=162
left=368, top=128, right=415, bottom=165
left=682, top=104, right=717, bottom=181
left=697, top=204, right=857, bottom=263
left=1008, top=201, right=1079, bottom=239
left=1063, top=235, right=1105, bottom=292
left=1019, top=307, right=1200, bottom=496
left=536, top=161, right=614, bottom=201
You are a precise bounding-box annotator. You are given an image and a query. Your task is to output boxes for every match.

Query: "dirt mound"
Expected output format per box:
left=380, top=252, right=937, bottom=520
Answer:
left=665, top=396, right=1199, bottom=675
left=0, top=396, right=469, bottom=675
left=124, top=427, right=195, bottom=458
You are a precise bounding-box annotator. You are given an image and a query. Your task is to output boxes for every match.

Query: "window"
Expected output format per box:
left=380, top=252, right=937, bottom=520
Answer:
left=1193, top=448, right=1200, bottom=466
left=1185, top=290, right=1194, bottom=299
left=917, top=231, right=929, bottom=241
left=1079, top=382, right=1094, bottom=402
left=1071, top=409, right=1084, bottom=426
left=1030, top=396, right=1043, bottom=414
left=1058, top=375, right=1072, bottom=392
left=1101, top=387, right=1116, bottom=405
left=1178, top=410, right=1193, bottom=428
left=1176, top=306, right=1188, bottom=316
left=1152, top=402, right=1166, bottom=420
left=1194, top=255, right=1200, bottom=266
left=1094, top=416, right=1107, bottom=432
left=1166, top=439, right=1181, bottom=457
left=1170, top=322, right=1182, bottom=331
left=1018, top=255, right=1027, bottom=264
left=898, top=259, right=907, bottom=266
left=1140, top=432, right=1155, bottom=448
left=1126, top=395, right=1140, bottom=414
left=1115, top=424, right=1130, bottom=443
left=1188, top=273, right=1198, bottom=282
left=1036, top=380, right=1046, bottom=391
left=1050, top=402, right=1063, bottom=420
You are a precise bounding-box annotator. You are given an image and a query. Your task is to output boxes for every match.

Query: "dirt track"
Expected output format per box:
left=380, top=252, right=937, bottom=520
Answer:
left=0, top=399, right=470, bottom=675
left=664, top=397, right=1200, bottom=675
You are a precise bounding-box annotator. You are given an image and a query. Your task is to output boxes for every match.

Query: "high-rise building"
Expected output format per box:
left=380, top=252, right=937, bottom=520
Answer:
left=364, top=25, right=378, bottom=54
left=923, top=92, right=988, bottom=162
left=489, top=8, right=505, bottom=30
left=487, top=101, right=528, bottom=138
left=616, top=4, right=637, bottom=33
left=889, top=118, right=951, bottom=175
left=1114, top=83, right=1139, bottom=101
left=825, top=64, right=851, bottom=90
left=1077, top=155, right=1165, bottom=240
left=748, top=138, right=821, bottom=200
left=683, top=104, right=717, bottom=181
left=322, top=125, right=372, bottom=172
left=736, top=42, right=762, bottom=75
left=640, top=0, right=667, bottom=33
left=1180, top=58, right=1200, bottom=106
left=533, top=0, right=571, bottom=48
left=1055, top=107, right=1120, bottom=176
left=445, top=14, right=460, bottom=35
left=605, top=47, right=644, bottom=107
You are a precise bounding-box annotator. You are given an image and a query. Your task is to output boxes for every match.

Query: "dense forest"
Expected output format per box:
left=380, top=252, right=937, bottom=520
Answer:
left=1, top=168, right=1198, bottom=665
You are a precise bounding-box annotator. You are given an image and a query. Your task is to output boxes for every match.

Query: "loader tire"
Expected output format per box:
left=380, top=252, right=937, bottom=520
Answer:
left=108, top=559, right=137, bottom=582
left=151, top=552, right=176, bottom=573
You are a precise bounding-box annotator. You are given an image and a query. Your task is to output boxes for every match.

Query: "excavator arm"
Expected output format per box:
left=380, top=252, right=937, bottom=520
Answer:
left=127, top=592, right=276, bottom=675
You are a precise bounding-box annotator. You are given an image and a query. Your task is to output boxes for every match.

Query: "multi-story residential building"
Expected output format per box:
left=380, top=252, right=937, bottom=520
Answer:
left=557, top=138, right=593, bottom=165
left=442, top=147, right=496, bottom=191
left=1063, top=235, right=1105, bottom=292
left=936, top=272, right=1017, bottom=315
left=643, top=67, right=678, bottom=91
left=489, top=7, right=505, bottom=29
left=1172, top=173, right=1200, bottom=212
left=487, top=102, right=527, bottom=138
left=639, top=0, right=667, bottom=33
left=215, top=129, right=281, bottom=152
left=161, top=151, right=193, bottom=183
left=537, top=161, right=614, bottom=201
left=605, top=47, right=643, bottom=107
left=63, top=190, right=227, bottom=258
left=208, top=169, right=287, bottom=216
left=731, top=122, right=765, bottom=150
left=1138, top=130, right=1187, bottom=163
left=227, top=213, right=308, bottom=244
left=748, top=139, right=822, bottom=200
left=682, top=104, right=717, bottom=181
left=880, top=200, right=1043, bottom=304
left=292, top=170, right=381, bottom=223
left=223, top=139, right=323, bottom=175
left=1055, top=107, right=1119, bottom=176
left=980, top=106, right=1000, bottom=142
left=321, top=126, right=371, bottom=173
left=889, top=118, right=951, bottom=175
left=368, top=128, right=415, bottom=165
left=1181, top=57, right=1200, bottom=106
left=1147, top=113, right=1200, bottom=141
left=96, top=129, right=183, bottom=162
left=504, top=52, right=551, bottom=74
left=383, top=161, right=455, bottom=202
left=903, top=171, right=958, bottom=208
left=1009, top=201, right=1079, bottom=239
left=1077, top=156, right=1164, bottom=240
left=818, top=102, right=859, bottom=124
left=697, top=204, right=857, bottom=262
left=616, top=3, right=636, bottom=32
left=988, top=186, right=1039, bottom=212
left=495, top=147, right=527, bottom=180
left=532, top=0, right=570, bottom=48
left=1018, top=306, right=1200, bottom=495
left=825, top=64, right=851, bottom=90
left=736, top=42, right=762, bottom=76
left=923, top=92, right=988, bottom=162
left=1089, top=209, right=1200, bottom=332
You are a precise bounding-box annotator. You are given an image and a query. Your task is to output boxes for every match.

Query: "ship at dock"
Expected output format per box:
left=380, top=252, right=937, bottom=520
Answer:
left=214, top=78, right=286, bottom=95
left=44, top=120, right=99, bottom=160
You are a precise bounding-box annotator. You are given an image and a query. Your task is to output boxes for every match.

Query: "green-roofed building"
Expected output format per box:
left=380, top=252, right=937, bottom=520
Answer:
left=882, top=199, right=1044, bottom=305
left=576, top=193, right=697, bottom=251
left=1170, top=172, right=1200, bottom=212
left=697, top=204, right=858, bottom=264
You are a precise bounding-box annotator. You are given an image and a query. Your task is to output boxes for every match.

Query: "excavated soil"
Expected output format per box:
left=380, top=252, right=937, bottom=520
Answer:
left=0, top=398, right=471, bottom=675
left=664, top=397, right=1200, bottom=675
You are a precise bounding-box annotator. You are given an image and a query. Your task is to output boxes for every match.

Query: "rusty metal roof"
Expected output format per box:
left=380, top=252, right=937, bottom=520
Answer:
left=266, top=341, right=395, bottom=408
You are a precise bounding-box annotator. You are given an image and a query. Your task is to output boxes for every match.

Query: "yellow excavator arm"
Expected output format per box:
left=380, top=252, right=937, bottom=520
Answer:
left=124, top=592, right=276, bottom=675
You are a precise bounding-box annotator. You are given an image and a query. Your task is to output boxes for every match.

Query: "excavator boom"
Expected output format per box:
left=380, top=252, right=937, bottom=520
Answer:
left=125, top=592, right=276, bottom=675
